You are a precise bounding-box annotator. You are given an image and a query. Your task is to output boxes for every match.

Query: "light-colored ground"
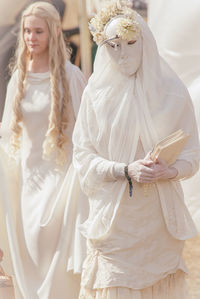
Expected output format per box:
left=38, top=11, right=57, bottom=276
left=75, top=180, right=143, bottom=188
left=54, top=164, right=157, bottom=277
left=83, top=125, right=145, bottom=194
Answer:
left=183, top=234, right=200, bottom=299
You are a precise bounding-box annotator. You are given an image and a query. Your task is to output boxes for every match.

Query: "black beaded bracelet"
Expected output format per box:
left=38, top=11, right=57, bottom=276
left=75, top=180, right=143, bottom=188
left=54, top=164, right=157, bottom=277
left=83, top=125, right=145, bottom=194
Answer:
left=124, top=165, right=133, bottom=197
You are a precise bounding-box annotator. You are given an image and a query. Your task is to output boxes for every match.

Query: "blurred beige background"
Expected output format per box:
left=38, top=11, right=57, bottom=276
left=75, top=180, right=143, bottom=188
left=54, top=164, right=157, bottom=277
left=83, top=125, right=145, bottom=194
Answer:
left=0, top=0, right=26, bottom=26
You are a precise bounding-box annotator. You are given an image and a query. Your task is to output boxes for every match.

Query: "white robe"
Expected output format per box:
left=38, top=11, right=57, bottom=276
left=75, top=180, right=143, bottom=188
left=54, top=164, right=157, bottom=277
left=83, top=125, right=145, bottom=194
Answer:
left=72, top=9, right=200, bottom=299
left=0, top=60, right=88, bottom=299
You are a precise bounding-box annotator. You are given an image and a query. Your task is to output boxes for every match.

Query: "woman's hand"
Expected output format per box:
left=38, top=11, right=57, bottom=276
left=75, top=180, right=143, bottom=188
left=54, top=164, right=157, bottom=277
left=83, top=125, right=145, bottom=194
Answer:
left=128, top=152, right=155, bottom=183
left=128, top=154, right=178, bottom=183
left=149, top=158, right=178, bottom=181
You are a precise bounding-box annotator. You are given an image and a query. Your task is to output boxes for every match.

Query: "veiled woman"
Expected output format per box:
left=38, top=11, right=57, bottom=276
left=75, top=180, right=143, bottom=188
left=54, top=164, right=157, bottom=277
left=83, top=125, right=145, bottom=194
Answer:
left=73, top=1, right=200, bottom=298
left=0, top=2, right=87, bottom=298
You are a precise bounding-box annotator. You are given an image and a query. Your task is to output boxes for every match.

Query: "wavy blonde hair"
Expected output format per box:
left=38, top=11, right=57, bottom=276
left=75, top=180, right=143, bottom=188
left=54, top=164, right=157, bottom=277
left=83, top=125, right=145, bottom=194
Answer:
left=10, top=1, right=71, bottom=165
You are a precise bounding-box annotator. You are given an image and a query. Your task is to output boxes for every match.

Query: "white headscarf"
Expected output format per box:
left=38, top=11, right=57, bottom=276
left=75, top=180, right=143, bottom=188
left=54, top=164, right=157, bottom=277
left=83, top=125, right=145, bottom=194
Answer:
left=73, top=12, right=199, bottom=241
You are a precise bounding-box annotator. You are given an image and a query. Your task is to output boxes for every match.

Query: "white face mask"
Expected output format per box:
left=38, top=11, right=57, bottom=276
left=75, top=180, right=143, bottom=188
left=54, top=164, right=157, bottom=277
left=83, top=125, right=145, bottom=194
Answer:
left=104, top=18, right=142, bottom=76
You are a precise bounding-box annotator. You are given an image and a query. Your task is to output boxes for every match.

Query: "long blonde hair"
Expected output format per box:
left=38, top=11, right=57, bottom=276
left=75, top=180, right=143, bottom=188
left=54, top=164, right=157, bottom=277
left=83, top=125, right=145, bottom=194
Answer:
left=11, top=1, right=71, bottom=165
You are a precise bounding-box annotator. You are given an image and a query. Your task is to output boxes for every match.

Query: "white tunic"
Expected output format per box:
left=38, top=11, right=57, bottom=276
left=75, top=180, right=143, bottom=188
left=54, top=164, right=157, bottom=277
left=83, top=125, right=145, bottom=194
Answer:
left=0, top=61, right=88, bottom=299
left=80, top=142, right=187, bottom=291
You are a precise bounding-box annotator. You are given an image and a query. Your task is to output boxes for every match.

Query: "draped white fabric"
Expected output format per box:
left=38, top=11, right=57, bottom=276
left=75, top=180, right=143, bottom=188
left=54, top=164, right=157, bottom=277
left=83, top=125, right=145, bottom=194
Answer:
left=148, top=0, right=200, bottom=231
left=148, top=0, right=200, bottom=86
left=79, top=270, right=187, bottom=299
left=73, top=13, right=200, bottom=242
left=0, top=60, right=88, bottom=299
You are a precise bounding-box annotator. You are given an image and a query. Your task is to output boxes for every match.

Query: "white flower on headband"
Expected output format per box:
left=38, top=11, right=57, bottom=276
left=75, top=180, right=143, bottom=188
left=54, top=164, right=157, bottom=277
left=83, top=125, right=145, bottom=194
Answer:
left=90, top=17, right=104, bottom=33
left=93, top=32, right=106, bottom=44
left=89, top=1, right=140, bottom=45
left=116, top=18, right=140, bottom=41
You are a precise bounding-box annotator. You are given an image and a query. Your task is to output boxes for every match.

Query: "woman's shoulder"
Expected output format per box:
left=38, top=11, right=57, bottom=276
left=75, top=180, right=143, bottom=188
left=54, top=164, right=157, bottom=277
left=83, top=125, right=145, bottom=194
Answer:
left=10, top=69, right=18, bottom=80
left=65, top=60, right=87, bottom=85
left=65, top=59, right=81, bottom=74
left=7, top=69, right=19, bottom=90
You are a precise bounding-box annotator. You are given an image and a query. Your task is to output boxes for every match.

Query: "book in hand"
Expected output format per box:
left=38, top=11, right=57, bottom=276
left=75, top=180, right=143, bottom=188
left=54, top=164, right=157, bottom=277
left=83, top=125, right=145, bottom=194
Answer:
left=150, top=129, right=189, bottom=165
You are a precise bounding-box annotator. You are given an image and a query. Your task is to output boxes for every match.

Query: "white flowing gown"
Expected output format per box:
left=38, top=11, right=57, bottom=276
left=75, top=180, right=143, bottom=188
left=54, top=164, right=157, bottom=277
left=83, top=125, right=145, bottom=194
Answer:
left=0, top=60, right=88, bottom=299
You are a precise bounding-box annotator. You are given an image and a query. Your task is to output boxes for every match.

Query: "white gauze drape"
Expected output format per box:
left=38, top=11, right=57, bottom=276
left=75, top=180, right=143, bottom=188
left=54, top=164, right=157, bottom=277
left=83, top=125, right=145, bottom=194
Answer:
left=73, top=13, right=200, bottom=242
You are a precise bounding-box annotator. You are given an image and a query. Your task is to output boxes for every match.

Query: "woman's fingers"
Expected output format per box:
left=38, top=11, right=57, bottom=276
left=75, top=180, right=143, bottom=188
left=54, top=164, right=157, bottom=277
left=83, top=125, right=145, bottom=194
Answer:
left=142, top=159, right=154, bottom=167
left=140, top=165, right=155, bottom=175
left=128, top=158, right=170, bottom=183
left=155, top=157, right=168, bottom=167
left=136, top=166, right=166, bottom=182
left=144, top=151, right=153, bottom=161
left=128, top=157, right=173, bottom=183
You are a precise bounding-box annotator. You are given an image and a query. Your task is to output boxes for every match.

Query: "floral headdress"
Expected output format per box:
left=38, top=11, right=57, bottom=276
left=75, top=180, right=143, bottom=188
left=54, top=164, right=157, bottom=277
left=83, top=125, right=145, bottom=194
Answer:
left=89, top=0, right=140, bottom=45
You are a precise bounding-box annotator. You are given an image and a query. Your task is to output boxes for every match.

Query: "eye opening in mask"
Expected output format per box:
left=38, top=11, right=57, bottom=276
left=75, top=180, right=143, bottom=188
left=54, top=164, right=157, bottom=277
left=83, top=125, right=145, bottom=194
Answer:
left=107, top=40, right=120, bottom=49
left=100, top=36, right=119, bottom=47
left=105, top=37, right=137, bottom=50
left=128, top=40, right=137, bottom=45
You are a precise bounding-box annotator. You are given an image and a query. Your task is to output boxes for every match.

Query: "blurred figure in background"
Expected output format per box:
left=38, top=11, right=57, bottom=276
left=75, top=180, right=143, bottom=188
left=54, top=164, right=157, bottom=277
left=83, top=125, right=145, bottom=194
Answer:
left=148, top=0, right=200, bottom=232
left=86, top=0, right=147, bottom=15
left=62, top=0, right=81, bottom=66
left=131, top=0, right=147, bottom=17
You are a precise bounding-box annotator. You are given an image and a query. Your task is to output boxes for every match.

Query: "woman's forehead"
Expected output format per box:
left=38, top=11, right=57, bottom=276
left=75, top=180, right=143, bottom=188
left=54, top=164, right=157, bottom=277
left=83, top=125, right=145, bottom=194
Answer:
left=24, top=15, right=47, bottom=29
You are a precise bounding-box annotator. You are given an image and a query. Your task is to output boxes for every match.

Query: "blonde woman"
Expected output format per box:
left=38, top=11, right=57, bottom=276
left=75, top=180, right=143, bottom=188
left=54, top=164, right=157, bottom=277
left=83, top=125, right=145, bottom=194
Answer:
left=0, top=1, right=87, bottom=298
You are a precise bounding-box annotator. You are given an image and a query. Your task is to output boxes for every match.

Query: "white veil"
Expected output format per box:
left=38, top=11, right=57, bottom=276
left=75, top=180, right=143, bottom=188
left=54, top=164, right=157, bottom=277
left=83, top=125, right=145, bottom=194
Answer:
left=73, top=13, right=199, bottom=241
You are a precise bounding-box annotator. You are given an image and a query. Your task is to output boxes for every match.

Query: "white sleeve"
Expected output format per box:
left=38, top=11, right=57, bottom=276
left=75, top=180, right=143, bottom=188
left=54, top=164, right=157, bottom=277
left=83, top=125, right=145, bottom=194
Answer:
left=73, top=92, right=125, bottom=196
left=172, top=159, right=199, bottom=181
left=96, top=160, right=126, bottom=180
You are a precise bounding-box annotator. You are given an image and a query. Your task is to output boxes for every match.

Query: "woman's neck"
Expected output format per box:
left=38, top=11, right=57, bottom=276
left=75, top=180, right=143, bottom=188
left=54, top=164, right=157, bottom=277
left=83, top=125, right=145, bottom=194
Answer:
left=28, top=52, right=49, bottom=73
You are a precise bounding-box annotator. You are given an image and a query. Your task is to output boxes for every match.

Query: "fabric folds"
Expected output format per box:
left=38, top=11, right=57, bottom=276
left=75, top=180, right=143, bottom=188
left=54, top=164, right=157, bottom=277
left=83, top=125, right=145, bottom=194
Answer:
left=79, top=271, right=187, bottom=299
left=73, top=14, right=200, bottom=241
